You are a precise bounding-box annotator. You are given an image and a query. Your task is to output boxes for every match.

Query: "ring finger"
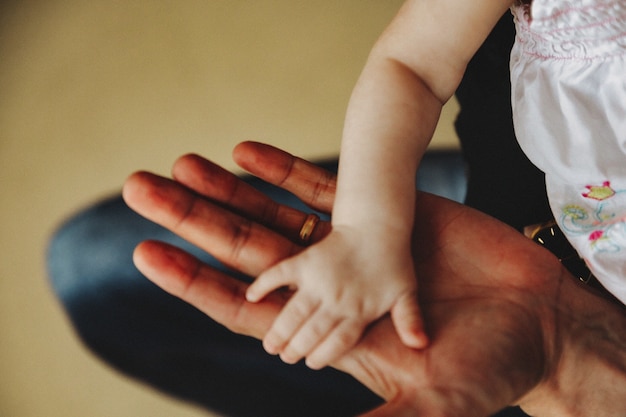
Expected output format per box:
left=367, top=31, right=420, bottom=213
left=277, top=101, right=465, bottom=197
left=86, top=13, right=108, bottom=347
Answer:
left=172, top=153, right=330, bottom=244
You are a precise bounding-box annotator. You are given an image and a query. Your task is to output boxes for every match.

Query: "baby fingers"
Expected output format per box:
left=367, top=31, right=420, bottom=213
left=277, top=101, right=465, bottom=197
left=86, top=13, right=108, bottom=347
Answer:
left=263, top=294, right=369, bottom=369
left=246, top=262, right=295, bottom=303
left=278, top=307, right=340, bottom=365
left=261, top=294, right=320, bottom=356
left=390, top=290, right=429, bottom=349
left=303, top=318, right=363, bottom=370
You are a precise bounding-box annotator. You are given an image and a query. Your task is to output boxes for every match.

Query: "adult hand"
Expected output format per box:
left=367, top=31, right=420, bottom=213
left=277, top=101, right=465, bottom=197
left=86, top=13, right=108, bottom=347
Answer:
left=123, top=142, right=626, bottom=417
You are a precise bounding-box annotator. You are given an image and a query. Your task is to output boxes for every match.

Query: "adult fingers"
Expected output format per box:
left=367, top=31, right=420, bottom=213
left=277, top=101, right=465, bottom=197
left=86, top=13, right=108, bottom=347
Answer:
left=233, top=141, right=336, bottom=214
left=123, top=171, right=297, bottom=277
left=132, top=240, right=282, bottom=339
left=172, top=153, right=330, bottom=244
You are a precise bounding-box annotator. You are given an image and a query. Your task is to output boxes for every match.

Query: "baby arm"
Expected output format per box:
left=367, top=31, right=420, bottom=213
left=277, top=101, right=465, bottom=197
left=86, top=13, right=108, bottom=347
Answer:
left=246, top=0, right=513, bottom=369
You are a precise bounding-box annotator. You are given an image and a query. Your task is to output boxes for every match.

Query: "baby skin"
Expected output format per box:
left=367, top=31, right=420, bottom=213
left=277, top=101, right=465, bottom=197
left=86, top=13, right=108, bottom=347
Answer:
left=246, top=216, right=427, bottom=370
left=247, top=0, right=514, bottom=369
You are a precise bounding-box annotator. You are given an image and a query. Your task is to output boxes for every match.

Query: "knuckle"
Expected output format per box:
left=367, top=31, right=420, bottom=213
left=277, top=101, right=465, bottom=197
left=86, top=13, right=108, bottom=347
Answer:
left=333, top=327, right=360, bottom=351
left=227, top=218, right=254, bottom=266
left=258, top=201, right=280, bottom=227
left=309, top=171, right=336, bottom=208
left=172, top=194, right=200, bottom=231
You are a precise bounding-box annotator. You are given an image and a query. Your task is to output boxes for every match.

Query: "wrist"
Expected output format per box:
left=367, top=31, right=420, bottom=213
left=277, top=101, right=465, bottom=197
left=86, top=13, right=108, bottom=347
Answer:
left=330, top=219, right=414, bottom=250
left=520, top=270, right=626, bottom=416
left=332, top=179, right=417, bottom=238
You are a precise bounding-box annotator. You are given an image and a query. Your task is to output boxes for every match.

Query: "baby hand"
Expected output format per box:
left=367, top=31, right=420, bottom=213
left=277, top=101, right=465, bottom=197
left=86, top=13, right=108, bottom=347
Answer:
left=246, top=226, right=428, bottom=370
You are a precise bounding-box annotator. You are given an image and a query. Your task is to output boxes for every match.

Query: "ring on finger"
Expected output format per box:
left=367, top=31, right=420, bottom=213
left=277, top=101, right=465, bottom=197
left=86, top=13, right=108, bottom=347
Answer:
left=299, top=213, right=320, bottom=244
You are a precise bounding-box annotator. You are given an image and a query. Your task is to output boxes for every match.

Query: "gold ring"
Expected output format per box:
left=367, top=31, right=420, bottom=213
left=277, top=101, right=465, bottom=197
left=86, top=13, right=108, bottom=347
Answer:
left=299, top=213, right=320, bottom=244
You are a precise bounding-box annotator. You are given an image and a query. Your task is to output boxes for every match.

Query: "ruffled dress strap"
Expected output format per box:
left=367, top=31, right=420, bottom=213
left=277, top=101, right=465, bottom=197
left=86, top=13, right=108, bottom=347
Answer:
left=511, top=0, right=626, bottom=60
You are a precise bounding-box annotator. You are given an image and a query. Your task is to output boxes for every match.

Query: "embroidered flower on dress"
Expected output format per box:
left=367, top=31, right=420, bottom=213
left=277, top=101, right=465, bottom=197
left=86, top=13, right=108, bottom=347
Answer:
left=589, top=230, right=604, bottom=241
left=563, top=205, right=588, bottom=220
left=582, top=181, right=616, bottom=201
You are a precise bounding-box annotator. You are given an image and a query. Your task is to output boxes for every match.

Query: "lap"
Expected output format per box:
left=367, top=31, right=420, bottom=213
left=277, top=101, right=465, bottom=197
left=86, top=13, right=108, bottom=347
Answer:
left=47, top=160, right=380, bottom=417
left=47, top=152, right=523, bottom=416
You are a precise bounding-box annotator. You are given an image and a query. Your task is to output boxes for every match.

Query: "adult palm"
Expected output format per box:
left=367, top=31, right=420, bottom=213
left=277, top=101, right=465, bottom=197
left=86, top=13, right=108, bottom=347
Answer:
left=124, top=142, right=624, bottom=417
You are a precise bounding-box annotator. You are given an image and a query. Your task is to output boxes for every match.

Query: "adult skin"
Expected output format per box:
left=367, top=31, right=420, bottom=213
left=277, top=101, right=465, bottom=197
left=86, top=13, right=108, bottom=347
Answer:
left=123, top=142, right=626, bottom=417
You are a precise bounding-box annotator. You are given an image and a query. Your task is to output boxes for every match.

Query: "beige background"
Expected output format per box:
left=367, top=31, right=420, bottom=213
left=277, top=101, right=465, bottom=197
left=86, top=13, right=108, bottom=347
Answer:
left=0, top=1, right=459, bottom=416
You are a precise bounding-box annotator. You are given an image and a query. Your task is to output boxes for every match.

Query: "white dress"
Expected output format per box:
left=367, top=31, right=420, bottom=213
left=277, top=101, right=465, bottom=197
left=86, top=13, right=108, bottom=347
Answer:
left=510, top=0, right=626, bottom=304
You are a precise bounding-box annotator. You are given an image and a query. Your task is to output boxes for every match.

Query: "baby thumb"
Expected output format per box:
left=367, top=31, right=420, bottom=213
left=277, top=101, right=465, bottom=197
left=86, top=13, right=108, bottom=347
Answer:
left=390, top=291, right=429, bottom=349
